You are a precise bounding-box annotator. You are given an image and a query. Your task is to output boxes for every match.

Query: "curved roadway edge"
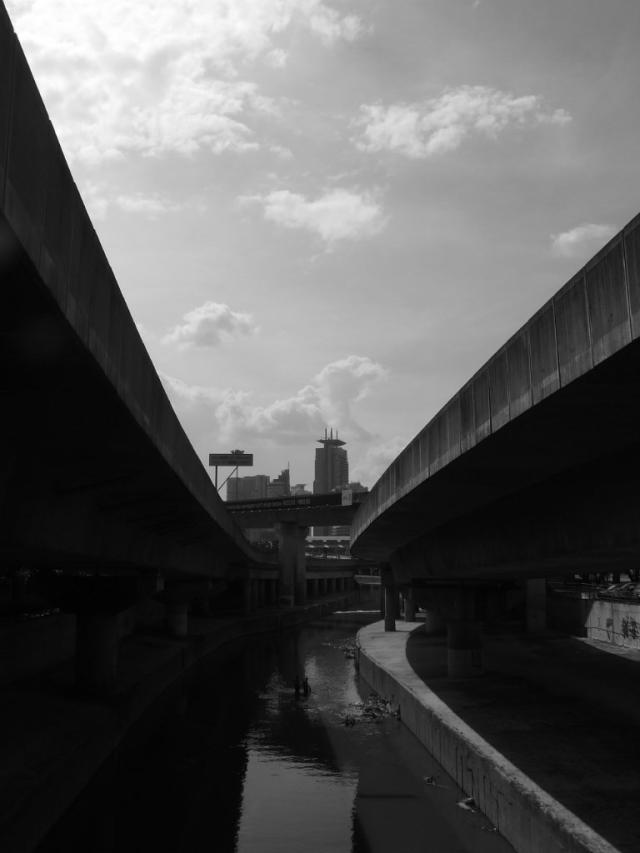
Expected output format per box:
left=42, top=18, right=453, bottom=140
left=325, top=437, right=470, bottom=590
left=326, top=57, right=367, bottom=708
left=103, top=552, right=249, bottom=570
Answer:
left=356, top=622, right=619, bottom=853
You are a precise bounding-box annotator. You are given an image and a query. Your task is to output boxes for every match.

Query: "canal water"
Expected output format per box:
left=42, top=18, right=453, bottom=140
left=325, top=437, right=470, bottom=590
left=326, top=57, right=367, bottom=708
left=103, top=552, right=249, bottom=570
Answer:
left=38, top=613, right=513, bottom=853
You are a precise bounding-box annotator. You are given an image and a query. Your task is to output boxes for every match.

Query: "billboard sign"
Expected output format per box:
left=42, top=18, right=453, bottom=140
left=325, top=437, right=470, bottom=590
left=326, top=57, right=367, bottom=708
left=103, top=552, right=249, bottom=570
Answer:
left=208, top=452, right=254, bottom=467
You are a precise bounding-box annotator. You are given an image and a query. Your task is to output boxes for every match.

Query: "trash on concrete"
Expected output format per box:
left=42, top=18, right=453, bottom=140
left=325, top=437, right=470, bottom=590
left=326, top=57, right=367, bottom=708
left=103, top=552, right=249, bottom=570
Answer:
left=457, top=796, right=477, bottom=812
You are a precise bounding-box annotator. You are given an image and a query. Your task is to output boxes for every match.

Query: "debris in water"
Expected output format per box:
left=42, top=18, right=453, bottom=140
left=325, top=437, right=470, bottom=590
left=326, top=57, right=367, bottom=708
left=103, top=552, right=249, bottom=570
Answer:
left=457, top=796, right=477, bottom=812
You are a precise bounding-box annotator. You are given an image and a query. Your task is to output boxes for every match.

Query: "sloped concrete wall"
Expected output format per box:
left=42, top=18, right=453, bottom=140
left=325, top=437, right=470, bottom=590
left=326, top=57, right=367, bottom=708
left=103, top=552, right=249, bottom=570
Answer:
left=357, top=623, right=618, bottom=853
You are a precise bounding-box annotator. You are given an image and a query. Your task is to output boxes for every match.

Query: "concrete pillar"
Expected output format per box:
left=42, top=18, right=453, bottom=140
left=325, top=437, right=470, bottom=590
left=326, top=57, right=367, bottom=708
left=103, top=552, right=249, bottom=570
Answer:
left=277, top=523, right=307, bottom=605
left=381, top=565, right=396, bottom=632
left=404, top=587, right=416, bottom=621
left=447, top=619, right=483, bottom=677
left=526, top=578, right=546, bottom=632
left=311, top=578, right=319, bottom=598
left=250, top=579, right=260, bottom=611
left=439, top=587, right=485, bottom=677
left=166, top=601, right=189, bottom=637
left=75, top=611, right=120, bottom=695
left=423, top=608, right=445, bottom=635
left=243, top=579, right=253, bottom=613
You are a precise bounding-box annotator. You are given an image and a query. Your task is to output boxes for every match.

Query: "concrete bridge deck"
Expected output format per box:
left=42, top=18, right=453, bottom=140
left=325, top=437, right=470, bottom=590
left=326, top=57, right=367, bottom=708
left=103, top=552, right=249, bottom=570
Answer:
left=351, top=211, right=640, bottom=583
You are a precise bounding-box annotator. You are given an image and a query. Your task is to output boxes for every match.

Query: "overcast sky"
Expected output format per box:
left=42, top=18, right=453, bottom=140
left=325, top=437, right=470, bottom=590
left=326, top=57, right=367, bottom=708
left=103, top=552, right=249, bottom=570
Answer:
left=7, top=0, right=640, bottom=493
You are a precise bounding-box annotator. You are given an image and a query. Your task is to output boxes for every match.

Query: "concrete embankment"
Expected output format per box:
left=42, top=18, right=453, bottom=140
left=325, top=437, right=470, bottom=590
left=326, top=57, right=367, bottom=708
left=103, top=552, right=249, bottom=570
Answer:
left=0, top=596, right=353, bottom=853
left=356, top=622, right=619, bottom=853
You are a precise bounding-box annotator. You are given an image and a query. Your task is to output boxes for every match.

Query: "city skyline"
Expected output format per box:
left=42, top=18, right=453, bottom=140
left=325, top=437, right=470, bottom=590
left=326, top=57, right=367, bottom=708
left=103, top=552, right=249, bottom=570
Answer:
left=8, top=0, right=640, bottom=489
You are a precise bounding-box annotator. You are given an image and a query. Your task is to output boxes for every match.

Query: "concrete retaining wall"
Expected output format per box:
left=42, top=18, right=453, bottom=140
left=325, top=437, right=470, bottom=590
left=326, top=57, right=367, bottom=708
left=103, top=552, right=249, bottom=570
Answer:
left=356, top=623, right=618, bottom=853
left=585, top=598, right=640, bottom=650
left=548, top=590, right=640, bottom=650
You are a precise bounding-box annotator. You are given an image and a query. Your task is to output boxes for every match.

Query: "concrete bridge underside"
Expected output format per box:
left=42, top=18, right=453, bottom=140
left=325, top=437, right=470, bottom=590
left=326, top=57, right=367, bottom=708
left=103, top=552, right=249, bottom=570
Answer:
left=352, top=212, right=640, bottom=582
left=350, top=212, right=640, bottom=676
left=0, top=5, right=264, bottom=583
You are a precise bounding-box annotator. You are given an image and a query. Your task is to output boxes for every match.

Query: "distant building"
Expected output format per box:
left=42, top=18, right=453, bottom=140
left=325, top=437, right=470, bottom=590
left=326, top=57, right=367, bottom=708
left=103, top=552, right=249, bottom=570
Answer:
left=313, top=428, right=348, bottom=494
left=226, top=474, right=269, bottom=501
left=266, top=468, right=290, bottom=498
left=292, top=483, right=311, bottom=496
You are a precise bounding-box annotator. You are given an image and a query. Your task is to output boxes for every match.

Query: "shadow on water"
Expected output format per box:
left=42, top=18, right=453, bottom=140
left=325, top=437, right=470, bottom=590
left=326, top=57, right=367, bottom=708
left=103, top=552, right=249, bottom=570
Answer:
left=37, top=613, right=513, bottom=853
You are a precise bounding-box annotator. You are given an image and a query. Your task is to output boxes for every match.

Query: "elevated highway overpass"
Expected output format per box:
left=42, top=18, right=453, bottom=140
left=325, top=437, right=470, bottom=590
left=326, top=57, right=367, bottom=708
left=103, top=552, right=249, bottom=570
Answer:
left=228, top=492, right=370, bottom=605
left=0, top=2, right=321, bottom=691
left=350, top=211, right=640, bottom=673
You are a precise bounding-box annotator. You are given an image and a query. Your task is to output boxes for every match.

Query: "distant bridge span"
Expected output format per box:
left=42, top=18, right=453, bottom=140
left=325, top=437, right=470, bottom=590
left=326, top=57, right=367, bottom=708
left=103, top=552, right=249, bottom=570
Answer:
left=226, top=492, right=366, bottom=527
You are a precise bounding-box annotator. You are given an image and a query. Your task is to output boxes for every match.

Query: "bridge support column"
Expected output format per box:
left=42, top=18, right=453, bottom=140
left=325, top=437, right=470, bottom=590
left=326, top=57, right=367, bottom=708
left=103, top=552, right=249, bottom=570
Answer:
left=403, top=587, right=416, bottom=621
left=422, top=608, right=445, bottom=636
left=251, top=579, right=260, bottom=611
left=243, top=580, right=253, bottom=613
left=526, top=579, right=547, bottom=632
left=382, top=565, right=396, bottom=632
left=161, top=579, right=211, bottom=637
left=75, top=611, right=120, bottom=696
left=166, top=601, right=189, bottom=637
left=39, top=573, right=148, bottom=696
left=447, top=620, right=483, bottom=677
left=440, top=587, right=484, bottom=677
left=276, top=523, right=308, bottom=606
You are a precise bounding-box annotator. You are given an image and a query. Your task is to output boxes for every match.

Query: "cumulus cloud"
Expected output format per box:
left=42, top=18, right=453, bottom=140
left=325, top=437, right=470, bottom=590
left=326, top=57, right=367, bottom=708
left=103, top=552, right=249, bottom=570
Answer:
left=7, top=0, right=364, bottom=163
left=115, top=192, right=184, bottom=217
left=350, top=435, right=408, bottom=487
left=353, top=85, right=571, bottom=158
left=550, top=223, right=617, bottom=259
left=241, top=188, right=386, bottom=244
left=163, top=301, right=258, bottom=349
left=77, top=180, right=200, bottom=220
left=162, top=354, right=388, bottom=448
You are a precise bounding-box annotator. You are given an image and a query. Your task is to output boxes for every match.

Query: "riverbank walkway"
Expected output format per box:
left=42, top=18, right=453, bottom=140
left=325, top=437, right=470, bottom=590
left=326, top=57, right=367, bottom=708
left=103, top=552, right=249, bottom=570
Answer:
left=357, top=621, right=640, bottom=853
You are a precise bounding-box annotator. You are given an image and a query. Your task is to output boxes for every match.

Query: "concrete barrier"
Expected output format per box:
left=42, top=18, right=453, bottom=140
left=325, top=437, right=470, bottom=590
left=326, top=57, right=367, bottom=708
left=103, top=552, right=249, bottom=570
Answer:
left=357, top=622, right=618, bottom=853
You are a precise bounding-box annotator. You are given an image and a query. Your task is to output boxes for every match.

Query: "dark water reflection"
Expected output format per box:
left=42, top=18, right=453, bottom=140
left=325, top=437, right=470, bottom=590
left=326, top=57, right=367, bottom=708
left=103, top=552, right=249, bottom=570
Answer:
left=38, top=615, right=513, bottom=853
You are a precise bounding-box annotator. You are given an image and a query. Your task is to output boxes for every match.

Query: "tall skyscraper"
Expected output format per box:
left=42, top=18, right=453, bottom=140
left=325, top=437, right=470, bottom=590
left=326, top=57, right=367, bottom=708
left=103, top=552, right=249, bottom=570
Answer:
left=313, top=428, right=349, bottom=494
